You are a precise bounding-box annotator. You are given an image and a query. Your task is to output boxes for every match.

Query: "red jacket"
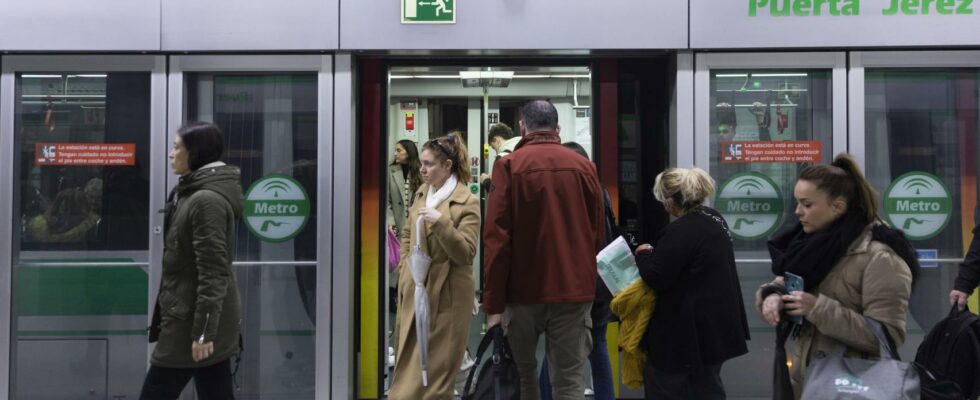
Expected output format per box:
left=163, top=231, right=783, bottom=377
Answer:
left=482, top=131, right=605, bottom=314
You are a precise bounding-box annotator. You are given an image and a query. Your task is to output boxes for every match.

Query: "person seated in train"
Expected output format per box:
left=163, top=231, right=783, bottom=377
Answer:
left=26, top=182, right=101, bottom=244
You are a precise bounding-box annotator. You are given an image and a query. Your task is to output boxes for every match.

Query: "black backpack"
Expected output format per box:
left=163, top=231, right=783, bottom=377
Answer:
left=915, top=305, right=980, bottom=400
left=462, top=325, right=520, bottom=400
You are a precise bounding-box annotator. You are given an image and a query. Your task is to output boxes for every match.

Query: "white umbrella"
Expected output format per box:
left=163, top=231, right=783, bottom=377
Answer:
left=410, top=215, right=432, bottom=386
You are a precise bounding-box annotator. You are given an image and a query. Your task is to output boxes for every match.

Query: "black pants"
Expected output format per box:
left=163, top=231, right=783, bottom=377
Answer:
left=139, top=358, right=235, bottom=400
left=643, top=358, right=725, bottom=400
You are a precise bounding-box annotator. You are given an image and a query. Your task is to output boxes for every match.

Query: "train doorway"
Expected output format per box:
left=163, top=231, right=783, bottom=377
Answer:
left=355, top=56, right=673, bottom=399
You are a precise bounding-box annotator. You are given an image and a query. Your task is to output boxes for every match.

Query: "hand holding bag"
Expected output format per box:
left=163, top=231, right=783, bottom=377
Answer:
left=801, top=317, right=920, bottom=400
left=462, top=325, right=520, bottom=400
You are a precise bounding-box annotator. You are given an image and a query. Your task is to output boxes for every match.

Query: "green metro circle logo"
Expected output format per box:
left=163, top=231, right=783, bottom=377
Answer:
left=243, top=174, right=311, bottom=242
left=716, top=172, right=784, bottom=241
left=884, top=171, right=952, bottom=241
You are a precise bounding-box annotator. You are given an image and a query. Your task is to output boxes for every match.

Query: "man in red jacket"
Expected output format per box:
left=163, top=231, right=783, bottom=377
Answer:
left=483, top=100, right=605, bottom=400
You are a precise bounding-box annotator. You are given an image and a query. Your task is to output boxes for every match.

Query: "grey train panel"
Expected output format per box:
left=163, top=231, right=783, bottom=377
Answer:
left=16, top=339, right=108, bottom=399
left=162, top=0, right=339, bottom=50
left=340, top=0, right=687, bottom=49
left=0, top=0, right=160, bottom=51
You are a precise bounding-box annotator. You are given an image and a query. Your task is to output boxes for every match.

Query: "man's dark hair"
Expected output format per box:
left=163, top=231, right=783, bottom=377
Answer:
left=488, top=123, right=514, bottom=142
left=520, top=100, right=559, bottom=131
left=562, top=142, right=589, bottom=160
left=177, top=121, right=225, bottom=171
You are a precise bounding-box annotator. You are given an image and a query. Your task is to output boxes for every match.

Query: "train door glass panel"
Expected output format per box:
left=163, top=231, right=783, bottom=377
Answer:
left=863, top=68, right=980, bottom=356
left=11, top=71, right=153, bottom=399
left=704, top=66, right=836, bottom=397
left=183, top=72, right=319, bottom=399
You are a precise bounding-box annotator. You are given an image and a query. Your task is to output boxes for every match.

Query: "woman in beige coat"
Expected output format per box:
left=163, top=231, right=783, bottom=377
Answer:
left=756, top=153, right=917, bottom=399
left=390, top=133, right=480, bottom=399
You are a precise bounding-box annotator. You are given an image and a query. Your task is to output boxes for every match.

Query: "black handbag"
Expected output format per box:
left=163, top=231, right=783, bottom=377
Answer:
left=462, top=325, right=520, bottom=400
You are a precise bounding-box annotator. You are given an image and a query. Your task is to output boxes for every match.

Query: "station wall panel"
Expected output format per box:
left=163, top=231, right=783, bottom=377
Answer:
left=340, top=0, right=687, bottom=50
left=0, top=0, right=160, bottom=51
left=162, top=0, right=339, bottom=50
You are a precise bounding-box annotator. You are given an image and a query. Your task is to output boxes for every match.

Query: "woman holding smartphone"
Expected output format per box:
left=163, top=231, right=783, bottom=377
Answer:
left=757, top=153, right=917, bottom=399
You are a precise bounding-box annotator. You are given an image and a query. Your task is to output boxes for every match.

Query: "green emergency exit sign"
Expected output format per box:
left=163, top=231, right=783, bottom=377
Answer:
left=402, top=0, right=456, bottom=24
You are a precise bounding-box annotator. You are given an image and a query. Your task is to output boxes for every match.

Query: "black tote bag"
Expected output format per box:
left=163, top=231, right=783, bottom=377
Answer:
left=462, top=325, right=520, bottom=400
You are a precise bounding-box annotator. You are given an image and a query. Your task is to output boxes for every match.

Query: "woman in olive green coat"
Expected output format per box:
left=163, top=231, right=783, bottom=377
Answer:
left=141, top=122, right=244, bottom=400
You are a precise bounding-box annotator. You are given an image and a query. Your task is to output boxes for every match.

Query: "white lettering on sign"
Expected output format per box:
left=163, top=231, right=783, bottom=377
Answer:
left=895, top=200, right=941, bottom=212
left=727, top=200, right=772, bottom=212
left=254, top=203, right=300, bottom=214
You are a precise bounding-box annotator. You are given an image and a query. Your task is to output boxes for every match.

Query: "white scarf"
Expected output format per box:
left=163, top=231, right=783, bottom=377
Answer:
left=425, top=174, right=458, bottom=210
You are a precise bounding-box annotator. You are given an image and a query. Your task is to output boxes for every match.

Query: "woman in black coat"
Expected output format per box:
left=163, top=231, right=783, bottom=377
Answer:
left=633, top=167, right=750, bottom=400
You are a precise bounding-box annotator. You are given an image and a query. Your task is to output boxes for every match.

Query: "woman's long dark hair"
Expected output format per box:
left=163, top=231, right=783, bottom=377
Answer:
left=392, top=139, right=423, bottom=194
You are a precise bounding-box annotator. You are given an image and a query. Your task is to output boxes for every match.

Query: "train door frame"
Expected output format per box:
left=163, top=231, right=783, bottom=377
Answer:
left=167, top=54, right=336, bottom=399
left=0, top=55, right=167, bottom=399
left=356, top=56, right=607, bottom=398
left=691, top=51, right=847, bottom=397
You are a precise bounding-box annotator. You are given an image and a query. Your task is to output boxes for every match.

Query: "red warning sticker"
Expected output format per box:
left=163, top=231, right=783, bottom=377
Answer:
left=35, top=143, right=136, bottom=166
left=721, top=140, right=822, bottom=164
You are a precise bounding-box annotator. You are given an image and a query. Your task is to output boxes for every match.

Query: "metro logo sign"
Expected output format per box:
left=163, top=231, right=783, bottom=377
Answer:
left=884, top=172, right=952, bottom=240
left=244, top=174, right=311, bottom=242
left=716, top=172, right=785, bottom=240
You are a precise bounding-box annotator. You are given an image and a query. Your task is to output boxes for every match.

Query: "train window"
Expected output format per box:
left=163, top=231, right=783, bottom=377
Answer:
left=186, top=73, right=320, bottom=262
left=15, top=73, right=151, bottom=252
left=11, top=71, right=153, bottom=399
left=184, top=72, right=320, bottom=398
left=863, top=69, right=980, bottom=335
left=708, top=70, right=834, bottom=252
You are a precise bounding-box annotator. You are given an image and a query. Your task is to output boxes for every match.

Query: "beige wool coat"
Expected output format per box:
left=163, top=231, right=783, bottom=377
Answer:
left=390, top=181, right=480, bottom=399
left=757, top=223, right=913, bottom=399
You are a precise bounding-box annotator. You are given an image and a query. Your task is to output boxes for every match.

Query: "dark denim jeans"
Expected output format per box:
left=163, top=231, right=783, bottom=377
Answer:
left=539, top=322, right=614, bottom=400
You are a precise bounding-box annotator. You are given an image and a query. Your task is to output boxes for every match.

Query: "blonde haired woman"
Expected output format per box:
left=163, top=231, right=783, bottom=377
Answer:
left=632, top=167, right=750, bottom=400
left=390, top=133, right=480, bottom=399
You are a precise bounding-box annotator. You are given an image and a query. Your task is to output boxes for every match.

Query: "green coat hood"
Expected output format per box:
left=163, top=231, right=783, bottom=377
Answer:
left=176, top=165, right=244, bottom=219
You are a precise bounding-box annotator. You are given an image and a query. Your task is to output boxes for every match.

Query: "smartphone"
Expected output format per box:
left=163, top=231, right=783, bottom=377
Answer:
left=784, top=272, right=804, bottom=324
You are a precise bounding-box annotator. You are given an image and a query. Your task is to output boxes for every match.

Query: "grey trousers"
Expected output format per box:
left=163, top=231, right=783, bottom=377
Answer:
left=505, top=302, right=592, bottom=400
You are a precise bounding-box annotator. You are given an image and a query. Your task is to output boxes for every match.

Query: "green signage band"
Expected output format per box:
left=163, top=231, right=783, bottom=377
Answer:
left=883, top=171, right=952, bottom=240
left=716, top=171, right=785, bottom=241
left=243, top=174, right=311, bottom=243
left=749, top=0, right=973, bottom=16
